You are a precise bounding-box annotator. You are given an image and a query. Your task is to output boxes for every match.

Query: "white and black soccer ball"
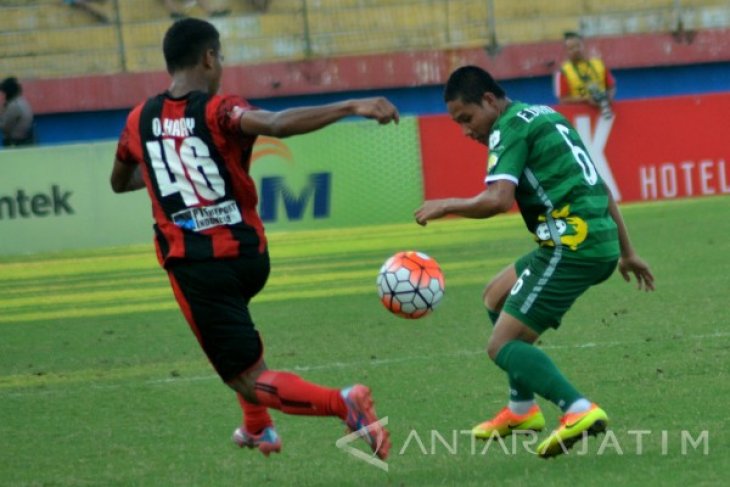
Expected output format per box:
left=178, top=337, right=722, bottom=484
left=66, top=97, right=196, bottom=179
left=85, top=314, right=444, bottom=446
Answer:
left=376, top=251, right=445, bottom=319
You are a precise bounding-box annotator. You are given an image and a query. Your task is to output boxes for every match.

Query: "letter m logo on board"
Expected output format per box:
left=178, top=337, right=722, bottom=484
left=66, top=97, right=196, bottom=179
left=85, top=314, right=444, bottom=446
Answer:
left=259, top=173, right=331, bottom=222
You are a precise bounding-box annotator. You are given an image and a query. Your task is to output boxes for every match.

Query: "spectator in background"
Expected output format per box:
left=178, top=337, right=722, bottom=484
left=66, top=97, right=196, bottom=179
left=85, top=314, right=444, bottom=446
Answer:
left=64, top=0, right=110, bottom=23
left=0, top=77, right=35, bottom=148
left=247, top=0, right=270, bottom=12
left=163, top=0, right=230, bottom=18
left=554, top=32, right=616, bottom=119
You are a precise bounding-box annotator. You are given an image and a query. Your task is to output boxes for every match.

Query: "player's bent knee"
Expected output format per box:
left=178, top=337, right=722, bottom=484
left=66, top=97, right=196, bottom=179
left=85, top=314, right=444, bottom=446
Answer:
left=226, top=374, right=258, bottom=403
left=482, top=282, right=499, bottom=310
left=483, top=295, right=495, bottom=311
left=486, top=337, right=504, bottom=361
left=226, top=359, right=267, bottom=402
left=483, top=268, right=517, bottom=311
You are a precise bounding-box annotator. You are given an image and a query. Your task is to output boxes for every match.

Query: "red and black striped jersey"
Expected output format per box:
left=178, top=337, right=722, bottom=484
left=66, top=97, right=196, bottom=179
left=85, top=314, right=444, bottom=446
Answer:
left=115, top=91, right=267, bottom=267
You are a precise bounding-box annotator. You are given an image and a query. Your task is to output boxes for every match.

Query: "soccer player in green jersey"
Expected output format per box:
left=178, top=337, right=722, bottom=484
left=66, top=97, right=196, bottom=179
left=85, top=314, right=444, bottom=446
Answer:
left=415, top=65, right=655, bottom=458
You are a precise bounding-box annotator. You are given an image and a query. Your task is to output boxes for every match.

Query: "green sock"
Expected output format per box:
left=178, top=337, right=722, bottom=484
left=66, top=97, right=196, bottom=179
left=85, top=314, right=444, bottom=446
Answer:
left=495, top=340, right=582, bottom=411
left=486, top=309, right=534, bottom=402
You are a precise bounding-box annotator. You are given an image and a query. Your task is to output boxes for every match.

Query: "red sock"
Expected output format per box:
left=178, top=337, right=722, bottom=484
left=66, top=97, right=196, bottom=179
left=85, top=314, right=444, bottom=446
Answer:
left=236, top=393, right=273, bottom=435
left=254, top=370, right=348, bottom=419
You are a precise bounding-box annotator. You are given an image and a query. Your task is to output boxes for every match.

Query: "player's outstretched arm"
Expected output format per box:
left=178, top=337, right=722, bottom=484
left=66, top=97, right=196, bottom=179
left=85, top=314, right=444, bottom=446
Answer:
left=415, top=180, right=515, bottom=226
left=110, top=159, right=145, bottom=193
left=606, top=188, right=655, bottom=291
left=240, top=97, right=399, bottom=138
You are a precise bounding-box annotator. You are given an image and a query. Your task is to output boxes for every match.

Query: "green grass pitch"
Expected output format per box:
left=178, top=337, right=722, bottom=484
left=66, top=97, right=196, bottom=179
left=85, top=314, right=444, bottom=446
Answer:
left=1, top=196, right=729, bottom=486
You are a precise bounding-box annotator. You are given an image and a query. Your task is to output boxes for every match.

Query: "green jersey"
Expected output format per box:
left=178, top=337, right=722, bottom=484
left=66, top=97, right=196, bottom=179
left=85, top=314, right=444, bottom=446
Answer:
left=486, top=101, right=619, bottom=260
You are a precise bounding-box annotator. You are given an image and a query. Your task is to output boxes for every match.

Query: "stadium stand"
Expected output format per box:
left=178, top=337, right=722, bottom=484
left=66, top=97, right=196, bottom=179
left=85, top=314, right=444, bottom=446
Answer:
left=0, top=0, right=118, bottom=78
left=1, top=0, right=730, bottom=80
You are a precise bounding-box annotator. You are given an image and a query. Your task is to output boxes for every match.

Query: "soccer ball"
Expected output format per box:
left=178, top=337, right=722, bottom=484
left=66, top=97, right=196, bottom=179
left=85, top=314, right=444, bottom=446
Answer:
left=376, top=251, right=445, bottom=319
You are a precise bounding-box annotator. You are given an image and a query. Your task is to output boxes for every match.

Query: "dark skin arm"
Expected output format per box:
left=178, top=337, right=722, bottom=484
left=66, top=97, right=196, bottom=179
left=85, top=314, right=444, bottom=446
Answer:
left=240, top=97, right=399, bottom=137
left=606, top=188, right=655, bottom=291
left=110, top=98, right=399, bottom=192
left=110, top=160, right=145, bottom=193
left=416, top=178, right=654, bottom=291
left=414, top=179, right=516, bottom=225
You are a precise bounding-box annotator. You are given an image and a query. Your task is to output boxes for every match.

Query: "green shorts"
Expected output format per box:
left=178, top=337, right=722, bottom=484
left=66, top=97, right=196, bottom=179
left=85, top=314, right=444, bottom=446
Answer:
left=502, top=248, right=618, bottom=334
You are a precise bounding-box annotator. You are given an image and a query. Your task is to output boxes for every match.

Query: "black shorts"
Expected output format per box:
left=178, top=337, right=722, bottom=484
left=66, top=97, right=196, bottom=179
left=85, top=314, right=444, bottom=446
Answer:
left=167, top=251, right=270, bottom=382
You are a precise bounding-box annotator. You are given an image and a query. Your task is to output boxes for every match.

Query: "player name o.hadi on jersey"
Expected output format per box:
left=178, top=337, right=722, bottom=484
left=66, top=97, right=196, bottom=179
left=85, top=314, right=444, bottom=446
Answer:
left=152, top=117, right=196, bottom=138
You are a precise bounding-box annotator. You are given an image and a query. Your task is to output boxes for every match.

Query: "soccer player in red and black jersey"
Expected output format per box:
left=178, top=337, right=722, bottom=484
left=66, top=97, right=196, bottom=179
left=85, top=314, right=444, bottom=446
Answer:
left=111, top=18, right=398, bottom=460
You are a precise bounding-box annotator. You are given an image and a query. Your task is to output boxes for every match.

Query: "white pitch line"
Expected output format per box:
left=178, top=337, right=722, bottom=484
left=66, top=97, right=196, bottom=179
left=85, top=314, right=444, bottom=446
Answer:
left=2, top=331, right=728, bottom=397
left=105, top=330, right=730, bottom=384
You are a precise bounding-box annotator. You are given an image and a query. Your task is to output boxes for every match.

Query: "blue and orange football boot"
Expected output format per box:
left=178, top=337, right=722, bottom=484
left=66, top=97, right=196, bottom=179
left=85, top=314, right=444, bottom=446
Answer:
left=341, top=384, right=391, bottom=460
left=232, top=426, right=282, bottom=457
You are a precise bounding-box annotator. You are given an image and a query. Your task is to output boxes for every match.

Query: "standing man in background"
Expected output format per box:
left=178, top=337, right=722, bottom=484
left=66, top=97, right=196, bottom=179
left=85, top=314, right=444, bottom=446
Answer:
left=554, top=32, right=616, bottom=119
left=0, top=77, right=35, bottom=148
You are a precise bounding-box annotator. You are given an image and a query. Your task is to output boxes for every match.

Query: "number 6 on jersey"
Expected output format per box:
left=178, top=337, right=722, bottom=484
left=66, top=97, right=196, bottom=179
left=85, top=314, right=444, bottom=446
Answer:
left=146, top=136, right=226, bottom=206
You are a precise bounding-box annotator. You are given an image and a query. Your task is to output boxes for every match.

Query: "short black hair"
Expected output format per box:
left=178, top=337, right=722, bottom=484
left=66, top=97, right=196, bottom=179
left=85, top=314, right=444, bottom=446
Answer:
left=444, top=65, right=506, bottom=104
left=163, top=18, right=221, bottom=73
left=0, top=77, right=22, bottom=100
left=564, top=31, right=582, bottom=40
